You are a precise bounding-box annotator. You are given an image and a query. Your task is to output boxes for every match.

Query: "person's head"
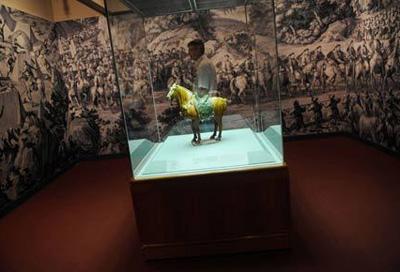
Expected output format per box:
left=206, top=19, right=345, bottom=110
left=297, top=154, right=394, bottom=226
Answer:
left=188, top=39, right=205, bottom=61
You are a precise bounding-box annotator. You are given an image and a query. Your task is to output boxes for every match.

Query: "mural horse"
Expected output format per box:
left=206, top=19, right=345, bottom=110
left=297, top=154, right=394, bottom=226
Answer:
left=167, top=83, right=227, bottom=145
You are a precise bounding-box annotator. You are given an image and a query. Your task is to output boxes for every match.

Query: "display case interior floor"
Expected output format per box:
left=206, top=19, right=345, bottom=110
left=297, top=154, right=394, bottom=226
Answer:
left=130, top=127, right=283, bottom=180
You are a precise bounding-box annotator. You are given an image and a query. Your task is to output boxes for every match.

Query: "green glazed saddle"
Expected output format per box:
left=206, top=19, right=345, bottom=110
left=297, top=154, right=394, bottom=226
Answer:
left=193, top=93, right=214, bottom=121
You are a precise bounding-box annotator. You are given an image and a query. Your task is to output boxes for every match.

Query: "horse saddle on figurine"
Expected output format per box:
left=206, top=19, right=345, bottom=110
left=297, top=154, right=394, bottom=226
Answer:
left=193, top=95, right=214, bottom=121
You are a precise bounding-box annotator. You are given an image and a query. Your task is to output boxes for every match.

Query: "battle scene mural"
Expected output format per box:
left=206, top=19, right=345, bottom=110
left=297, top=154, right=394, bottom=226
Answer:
left=276, top=0, right=400, bottom=152
left=0, top=8, right=127, bottom=214
left=110, top=0, right=400, bottom=152
left=55, top=17, right=127, bottom=156
left=0, top=5, right=71, bottom=210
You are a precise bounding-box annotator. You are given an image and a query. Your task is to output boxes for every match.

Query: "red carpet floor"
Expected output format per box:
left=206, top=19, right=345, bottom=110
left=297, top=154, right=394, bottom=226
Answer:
left=0, top=136, right=399, bottom=272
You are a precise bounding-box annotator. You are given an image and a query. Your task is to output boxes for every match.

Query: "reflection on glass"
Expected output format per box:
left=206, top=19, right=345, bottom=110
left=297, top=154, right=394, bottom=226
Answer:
left=106, top=0, right=284, bottom=180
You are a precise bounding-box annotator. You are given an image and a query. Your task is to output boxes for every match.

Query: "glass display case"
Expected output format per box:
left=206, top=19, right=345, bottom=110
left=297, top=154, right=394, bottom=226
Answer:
left=105, top=0, right=283, bottom=180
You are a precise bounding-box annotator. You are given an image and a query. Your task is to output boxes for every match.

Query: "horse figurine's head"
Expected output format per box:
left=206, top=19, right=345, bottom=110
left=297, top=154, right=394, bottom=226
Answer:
left=167, top=83, right=178, bottom=100
left=167, top=83, right=193, bottom=105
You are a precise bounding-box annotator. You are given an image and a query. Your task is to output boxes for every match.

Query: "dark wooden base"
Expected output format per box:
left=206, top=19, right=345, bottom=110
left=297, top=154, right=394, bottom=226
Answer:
left=130, top=165, right=290, bottom=260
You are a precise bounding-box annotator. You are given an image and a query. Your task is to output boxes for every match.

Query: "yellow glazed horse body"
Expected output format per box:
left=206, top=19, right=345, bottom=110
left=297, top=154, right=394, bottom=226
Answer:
left=167, top=83, right=227, bottom=145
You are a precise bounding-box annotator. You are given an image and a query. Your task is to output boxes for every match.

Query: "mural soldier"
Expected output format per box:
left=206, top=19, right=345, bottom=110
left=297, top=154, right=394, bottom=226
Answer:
left=347, top=41, right=357, bottom=79
left=291, top=100, right=306, bottom=131
left=327, top=95, right=341, bottom=124
left=313, top=46, right=325, bottom=62
left=221, top=54, right=233, bottom=75
left=364, top=92, right=373, bottom=115
left=343, top=94, right=352, bottom=118
left=309, top=97, right=324, bottom=128
left=330, top=44, right=347, bottom=68
left=298, top=48, right=311, bottom=67
left=0, top=18, right=4, bottom=42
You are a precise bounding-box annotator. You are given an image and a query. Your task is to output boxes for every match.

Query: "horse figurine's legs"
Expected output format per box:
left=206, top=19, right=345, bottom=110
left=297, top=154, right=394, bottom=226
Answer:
left=191, top=119, right=201, bottom=145
left=191, top=120, right=197, bottom=143
left=210, top=115, right=223, bottom=141
left=210, top=119, right=218, bottom=140
left=216, top=116, right=223, bottom=141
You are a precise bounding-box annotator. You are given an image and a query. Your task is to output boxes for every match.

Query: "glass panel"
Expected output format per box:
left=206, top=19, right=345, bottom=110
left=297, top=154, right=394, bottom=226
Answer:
left=250, top=0, right=284, bottom=160
left=106, top=0, right=283, bottom=180
left=106, top=0, right=159, bottom=176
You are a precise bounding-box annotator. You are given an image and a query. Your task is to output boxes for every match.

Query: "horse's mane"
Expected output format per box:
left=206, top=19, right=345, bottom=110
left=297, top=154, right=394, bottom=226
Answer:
left=172, top=84, right=193, bottom=106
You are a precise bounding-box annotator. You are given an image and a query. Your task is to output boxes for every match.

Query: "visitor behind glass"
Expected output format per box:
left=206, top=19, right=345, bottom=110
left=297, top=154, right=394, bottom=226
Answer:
left=187, top=39, right=217, bottom=97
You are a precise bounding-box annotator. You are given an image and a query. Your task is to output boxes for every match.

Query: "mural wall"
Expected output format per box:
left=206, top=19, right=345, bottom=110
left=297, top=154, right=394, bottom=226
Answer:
left=1, top=0, right=400, bottom=214
left=110, top=0, right=400, bottom=154
left=276, top=0, right=400, bottom=153
left=0, top=5, right=71, bottom=209
left=55, top=17, right=127, bottom=156
left=0, top=7, right=127, bottom=214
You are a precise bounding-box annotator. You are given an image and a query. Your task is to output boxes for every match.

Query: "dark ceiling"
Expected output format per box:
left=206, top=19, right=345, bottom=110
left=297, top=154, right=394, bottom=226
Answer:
left=121, top=0, right=252, bottom=17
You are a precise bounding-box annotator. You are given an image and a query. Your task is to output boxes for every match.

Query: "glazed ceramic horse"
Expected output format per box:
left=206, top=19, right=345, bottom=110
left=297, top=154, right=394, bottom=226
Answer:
left=167, top=83, right=227, bottom=145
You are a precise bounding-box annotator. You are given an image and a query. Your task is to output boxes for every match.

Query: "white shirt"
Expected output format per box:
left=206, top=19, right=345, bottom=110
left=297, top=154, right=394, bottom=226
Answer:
left=194, top=55, right=217, bottom=95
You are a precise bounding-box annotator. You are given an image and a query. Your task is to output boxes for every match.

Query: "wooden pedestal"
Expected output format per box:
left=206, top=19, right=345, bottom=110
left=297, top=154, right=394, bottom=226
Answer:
left=130, top=165, right=290, bottom=259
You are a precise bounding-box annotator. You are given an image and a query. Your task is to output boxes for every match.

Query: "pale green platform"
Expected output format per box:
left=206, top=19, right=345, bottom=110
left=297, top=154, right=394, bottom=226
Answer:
left=129, top=126, right=283, bottom=180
